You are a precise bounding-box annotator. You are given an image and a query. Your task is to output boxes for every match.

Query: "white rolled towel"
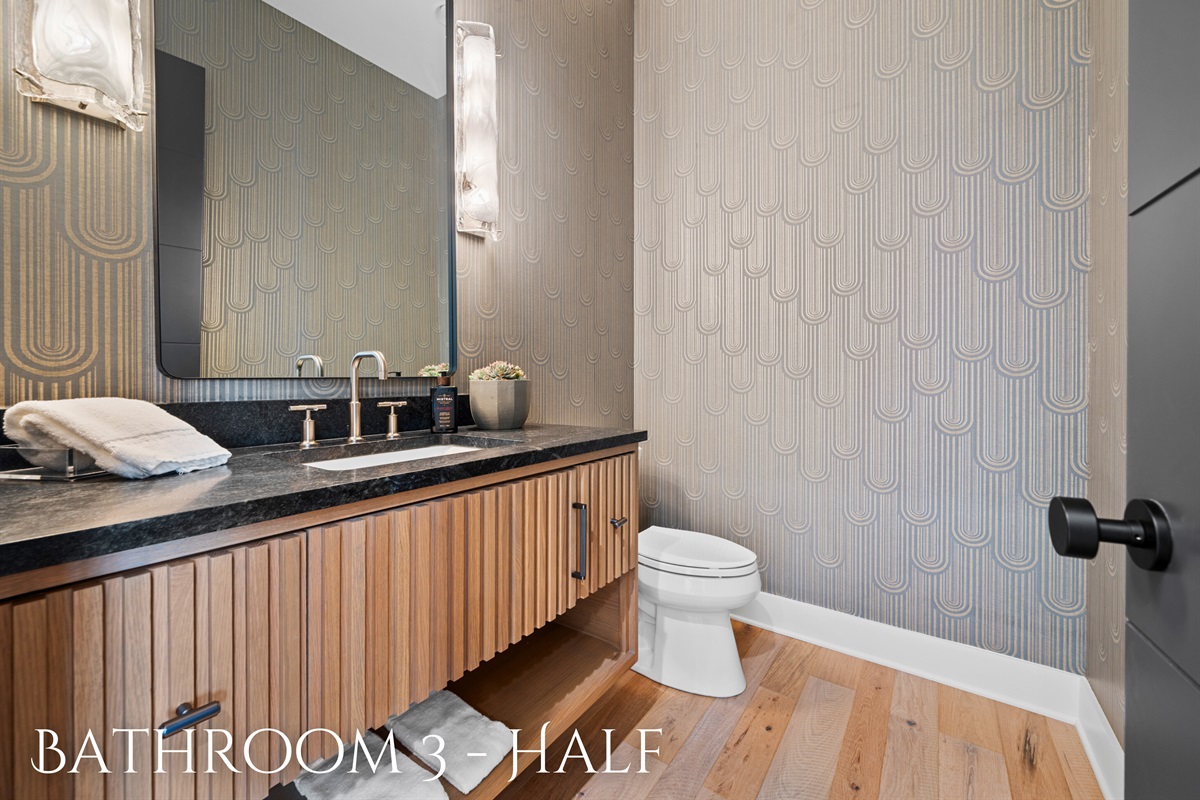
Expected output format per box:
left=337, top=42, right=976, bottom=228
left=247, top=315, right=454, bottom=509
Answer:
left=386, top=691, right=514, bottom=795
left=3, top=398, right=231, bottom=479
left=294, top=731, right=448, bottom=800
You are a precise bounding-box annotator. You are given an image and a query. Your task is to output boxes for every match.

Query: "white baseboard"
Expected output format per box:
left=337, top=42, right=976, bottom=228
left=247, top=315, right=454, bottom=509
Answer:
left=732, top=592, right=1124, bottom=800
left=1075, top=674, right=1126, bottom=800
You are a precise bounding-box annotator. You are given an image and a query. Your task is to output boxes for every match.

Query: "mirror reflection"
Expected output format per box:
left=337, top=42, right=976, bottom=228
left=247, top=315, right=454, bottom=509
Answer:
left=154, top=0, right=453, bottom=380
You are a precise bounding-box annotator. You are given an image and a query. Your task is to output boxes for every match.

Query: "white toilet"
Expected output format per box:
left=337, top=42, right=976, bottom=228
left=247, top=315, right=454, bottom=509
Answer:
left=633, top=525, right=761, bottom=698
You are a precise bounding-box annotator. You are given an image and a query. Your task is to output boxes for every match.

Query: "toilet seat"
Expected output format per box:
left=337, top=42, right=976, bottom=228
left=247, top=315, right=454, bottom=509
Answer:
left=637, top=525, right=758, bottom=578
left=638, top=557, right=759, bottom=579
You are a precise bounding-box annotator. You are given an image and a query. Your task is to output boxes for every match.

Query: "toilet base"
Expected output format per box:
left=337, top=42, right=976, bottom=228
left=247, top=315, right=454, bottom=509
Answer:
left=633, top=601, right=747, bottom=698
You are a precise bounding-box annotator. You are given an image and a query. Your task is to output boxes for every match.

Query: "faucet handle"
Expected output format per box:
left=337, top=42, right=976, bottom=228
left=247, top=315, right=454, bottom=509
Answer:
left=288, top=404, right=326, bottom=449
left=378, top=401, right=407, bottom=440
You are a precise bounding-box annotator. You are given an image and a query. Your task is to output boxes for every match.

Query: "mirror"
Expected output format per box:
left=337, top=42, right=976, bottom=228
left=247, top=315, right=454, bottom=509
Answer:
left=153, top=0, right=455, bottom=379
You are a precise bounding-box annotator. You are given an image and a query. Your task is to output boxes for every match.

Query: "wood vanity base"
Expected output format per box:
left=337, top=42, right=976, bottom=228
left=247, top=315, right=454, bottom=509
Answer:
left=447, top=577, right=638, bottom=800
left=0, top=446, right=640, bottom=800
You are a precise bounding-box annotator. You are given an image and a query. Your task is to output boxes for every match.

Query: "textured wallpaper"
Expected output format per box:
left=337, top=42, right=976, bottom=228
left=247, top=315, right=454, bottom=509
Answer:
left=156, top=0, right=448, bottom=379
left=453, top=0, right=635, bottom=427
left=634, top=0, right=1092, bottom=671
left=0, top=0, right=634, bottom=421
left=1085, top=0, right=1127, bottom=742
left=1, top=0, right=1116, bottom=693
left=0, top=0, right=158, bottom=405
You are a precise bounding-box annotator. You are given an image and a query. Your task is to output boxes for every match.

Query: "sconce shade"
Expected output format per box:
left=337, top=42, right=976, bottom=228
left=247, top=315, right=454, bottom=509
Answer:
left=14, top=0, right=147, bottom=130
left=454, top=20, right=499, bottom=239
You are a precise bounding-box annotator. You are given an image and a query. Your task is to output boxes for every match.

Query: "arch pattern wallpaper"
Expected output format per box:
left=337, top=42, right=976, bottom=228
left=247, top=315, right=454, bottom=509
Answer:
left=1084, top=0, right=1127, bottom=742
left=634, top=0, right=1093, bottom=671
left=453, top=0, right=636, bottom=428
left=0, top=0, right=635, bottom=420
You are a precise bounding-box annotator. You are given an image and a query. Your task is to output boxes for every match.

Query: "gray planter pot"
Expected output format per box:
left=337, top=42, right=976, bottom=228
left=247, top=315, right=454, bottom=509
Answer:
left=469, top=380, right=530, bottom=430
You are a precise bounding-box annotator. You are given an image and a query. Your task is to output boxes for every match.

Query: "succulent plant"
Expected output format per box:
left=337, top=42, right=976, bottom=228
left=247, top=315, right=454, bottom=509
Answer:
left=468, top=360, right=527, bottom=381
left=418, top=362, right=450, bottom=378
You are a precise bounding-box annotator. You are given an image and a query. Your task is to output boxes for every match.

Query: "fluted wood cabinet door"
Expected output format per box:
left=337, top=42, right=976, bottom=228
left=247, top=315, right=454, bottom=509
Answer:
left=511, top=470, right=574, bottom=629
left=154, top=535, right=306, bottom=799
left=570, top=453, right=639, bottom=599
left=303, top=458, right=638, bottom=763
left=0, top=576, right=140, bottom=800
left=305, top=503, right=463, bottom=763
left=303, top=477, right=572, bottom=749
left=0, top=534, right=306, bottom=800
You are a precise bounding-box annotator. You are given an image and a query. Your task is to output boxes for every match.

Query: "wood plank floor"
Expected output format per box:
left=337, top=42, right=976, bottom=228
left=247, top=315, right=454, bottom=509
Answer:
left=497, top=622, right=1103, bottom=800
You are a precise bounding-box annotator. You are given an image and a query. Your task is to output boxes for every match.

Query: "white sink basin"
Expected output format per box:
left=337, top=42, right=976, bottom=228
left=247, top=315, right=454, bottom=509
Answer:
left=305, top=444, right=480, bottom=472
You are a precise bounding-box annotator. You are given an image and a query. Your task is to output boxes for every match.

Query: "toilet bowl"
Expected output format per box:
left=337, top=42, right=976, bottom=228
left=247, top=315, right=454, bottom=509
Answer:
left=633, top=525, right=761, bottom=698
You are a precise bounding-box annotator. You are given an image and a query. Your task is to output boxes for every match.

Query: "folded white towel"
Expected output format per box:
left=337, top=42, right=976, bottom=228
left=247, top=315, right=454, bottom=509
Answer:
left=3, top=398, right=231, bottom=479
left=386, top=691, right=514, bottom=795
left=294, top=731, right=448, bottom=800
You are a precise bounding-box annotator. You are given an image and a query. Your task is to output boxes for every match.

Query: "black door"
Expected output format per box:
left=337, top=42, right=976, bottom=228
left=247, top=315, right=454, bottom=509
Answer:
left=1126, top=0, right=1200, bottom=797
left=1047, top=1, right=1200, bottom=796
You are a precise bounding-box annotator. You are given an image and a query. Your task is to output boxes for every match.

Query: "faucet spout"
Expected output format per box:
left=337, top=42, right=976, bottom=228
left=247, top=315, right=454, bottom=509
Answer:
left=349, top=350, right=388, bottom=443
left=295, top=354, right=326, bottom=377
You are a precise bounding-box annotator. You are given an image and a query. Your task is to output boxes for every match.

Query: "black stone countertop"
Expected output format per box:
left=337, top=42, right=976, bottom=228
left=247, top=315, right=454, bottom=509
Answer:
left=0, top=425, right=646, bottom=578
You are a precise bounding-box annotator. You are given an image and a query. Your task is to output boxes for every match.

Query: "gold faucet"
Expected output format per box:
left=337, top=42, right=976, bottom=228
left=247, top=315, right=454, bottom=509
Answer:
left=349, top=350, right=388, bottom=443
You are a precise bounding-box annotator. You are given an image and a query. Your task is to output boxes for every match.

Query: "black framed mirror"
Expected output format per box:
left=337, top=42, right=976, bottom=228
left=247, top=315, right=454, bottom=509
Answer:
left=153, top=0, right=457, bottom=380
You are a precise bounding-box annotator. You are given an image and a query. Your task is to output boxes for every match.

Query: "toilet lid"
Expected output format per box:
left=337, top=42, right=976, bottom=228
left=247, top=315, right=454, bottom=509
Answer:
left=638, top=525, right=757, bottom=573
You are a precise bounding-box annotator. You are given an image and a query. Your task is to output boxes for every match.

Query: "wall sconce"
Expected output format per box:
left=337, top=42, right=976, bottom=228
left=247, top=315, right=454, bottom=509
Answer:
left=454, top=20, right=499, bottom=240
left=13, top=0, right=148, bottom=131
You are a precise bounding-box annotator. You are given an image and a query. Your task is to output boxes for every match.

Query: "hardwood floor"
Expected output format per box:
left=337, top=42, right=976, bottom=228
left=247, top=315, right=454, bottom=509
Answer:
left=497, top=622, right=1103, bottom=800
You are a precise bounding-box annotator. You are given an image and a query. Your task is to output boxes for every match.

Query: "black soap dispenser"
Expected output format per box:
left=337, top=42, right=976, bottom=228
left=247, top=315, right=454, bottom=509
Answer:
left=431, top=372, right=458, bottom=433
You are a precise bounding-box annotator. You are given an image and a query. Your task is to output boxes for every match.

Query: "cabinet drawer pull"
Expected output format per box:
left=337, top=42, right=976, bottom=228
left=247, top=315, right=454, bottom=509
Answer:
left=610, top=516, right=629, bottom=529
left=571, top=502, right=588, bottom=580
left=158, top=701, right=221, bottom=738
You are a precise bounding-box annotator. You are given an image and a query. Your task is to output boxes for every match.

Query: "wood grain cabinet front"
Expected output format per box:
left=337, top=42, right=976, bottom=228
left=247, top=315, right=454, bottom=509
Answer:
left=0, top=534, right=306, bottom=800
left=303, top=452, right=640, bottom=764
left=572, top=452, right=639, bottom=600
left=0, top=449, right=640, bottom=798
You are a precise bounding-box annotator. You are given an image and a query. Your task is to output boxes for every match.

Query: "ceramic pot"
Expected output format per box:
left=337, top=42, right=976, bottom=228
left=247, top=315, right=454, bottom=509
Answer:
left=469, top=380, right=530, bottom=430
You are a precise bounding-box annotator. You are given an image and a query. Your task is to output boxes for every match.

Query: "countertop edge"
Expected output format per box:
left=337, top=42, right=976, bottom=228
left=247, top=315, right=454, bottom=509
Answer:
left=0, top=427, right=647, bottom=580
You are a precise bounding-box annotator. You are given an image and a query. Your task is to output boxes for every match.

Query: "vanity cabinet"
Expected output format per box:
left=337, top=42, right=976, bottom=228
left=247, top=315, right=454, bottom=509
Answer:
left=302, top=453, right=639, bottom=765
left=0, top=534, right=306, bottom=800
left=0, top=447, right=639, bottom=800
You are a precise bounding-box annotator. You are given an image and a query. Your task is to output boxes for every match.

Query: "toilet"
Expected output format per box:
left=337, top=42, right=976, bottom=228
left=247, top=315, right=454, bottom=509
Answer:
left=633, top=525, right=761, bottom=698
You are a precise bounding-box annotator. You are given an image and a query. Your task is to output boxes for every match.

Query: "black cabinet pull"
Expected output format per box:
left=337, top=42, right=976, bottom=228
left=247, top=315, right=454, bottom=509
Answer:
left=571, top=502, right=588, bottom=580
left=610, top=516, right=629, bottom=529
left=1048, top=497, right=1173, bottom=571
left=158, top=701, right=221, bottom=738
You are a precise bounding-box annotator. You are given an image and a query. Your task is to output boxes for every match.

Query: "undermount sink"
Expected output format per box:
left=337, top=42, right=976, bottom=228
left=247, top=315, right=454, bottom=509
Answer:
left=268, top=432, right=522, bottom=471
left=304, top=444, right=481, bottom=471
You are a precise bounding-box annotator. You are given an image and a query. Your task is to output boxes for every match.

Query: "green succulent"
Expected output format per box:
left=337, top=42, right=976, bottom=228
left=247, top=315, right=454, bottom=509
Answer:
left=418, top=362, right=450, bottom=377
left=469, top=360, right=527, bottom=381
